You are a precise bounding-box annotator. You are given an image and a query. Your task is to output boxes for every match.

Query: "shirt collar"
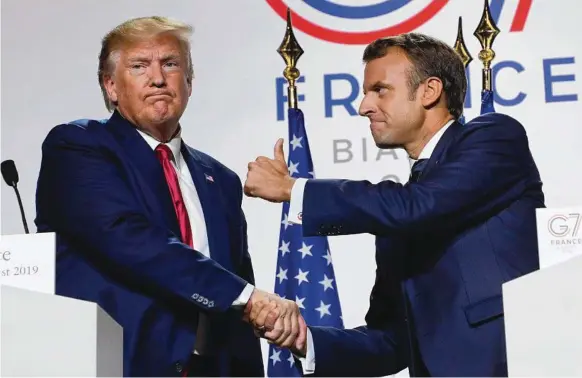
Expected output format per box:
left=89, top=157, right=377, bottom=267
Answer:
left=136, top=127, right=183, bottom=169
left=409, top=119, right=455, bottom=166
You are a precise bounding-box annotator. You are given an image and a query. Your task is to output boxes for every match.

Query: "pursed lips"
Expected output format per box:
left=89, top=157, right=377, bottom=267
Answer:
left=146, top=92, right=172, bottom=99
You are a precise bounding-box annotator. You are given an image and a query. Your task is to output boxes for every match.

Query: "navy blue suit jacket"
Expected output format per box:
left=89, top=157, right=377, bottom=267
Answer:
left=34, top=110, right=264, bottom=377
left=299, top=113, right=544, bottom=377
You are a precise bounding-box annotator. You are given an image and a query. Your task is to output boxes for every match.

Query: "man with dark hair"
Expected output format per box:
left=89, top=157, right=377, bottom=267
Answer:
left=361, top=33, right=467, bottom=120
left=244, top=32, right=544, bottom=376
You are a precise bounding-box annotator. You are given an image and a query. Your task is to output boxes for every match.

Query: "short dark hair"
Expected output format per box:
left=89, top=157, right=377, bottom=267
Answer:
left=363, top=32, right=466, bottom=119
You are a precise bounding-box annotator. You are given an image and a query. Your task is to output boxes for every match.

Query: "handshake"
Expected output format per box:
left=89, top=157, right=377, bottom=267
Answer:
left=243, top=288, right=308, bottom=357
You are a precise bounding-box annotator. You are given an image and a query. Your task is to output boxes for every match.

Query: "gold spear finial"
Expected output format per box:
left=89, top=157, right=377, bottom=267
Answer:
left=453, top=17, right=473, bottom=68
left=277, top=8, right=304, bottom=109
left=473, top=0, right=500, bottom=91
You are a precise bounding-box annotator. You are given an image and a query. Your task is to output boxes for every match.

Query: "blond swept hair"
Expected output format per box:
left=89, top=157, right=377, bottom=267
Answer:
left=98, top=16, right=194, bottom=112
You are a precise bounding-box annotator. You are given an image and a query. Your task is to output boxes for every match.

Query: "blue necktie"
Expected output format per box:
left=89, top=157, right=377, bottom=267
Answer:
left=409, top=159, right=428, bottom=183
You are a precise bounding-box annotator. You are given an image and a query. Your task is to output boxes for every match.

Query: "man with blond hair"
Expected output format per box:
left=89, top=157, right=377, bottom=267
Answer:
left=34, top=16, right=305, bottom=376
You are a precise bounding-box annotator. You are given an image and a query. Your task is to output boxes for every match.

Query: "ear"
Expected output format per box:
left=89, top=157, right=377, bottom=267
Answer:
left=103, top=74, right=118, bottom=104
left=420, top=77, right=443, bottom=108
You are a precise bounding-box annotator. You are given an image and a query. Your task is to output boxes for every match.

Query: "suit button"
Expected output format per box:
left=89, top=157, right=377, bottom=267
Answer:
left=175, top=362, right=183, bottom=373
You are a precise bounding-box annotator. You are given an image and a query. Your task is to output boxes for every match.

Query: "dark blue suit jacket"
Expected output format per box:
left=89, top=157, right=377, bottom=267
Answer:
left=34, top=110, right=264, bottom=377
left=298, top=113, right=544, bottom=377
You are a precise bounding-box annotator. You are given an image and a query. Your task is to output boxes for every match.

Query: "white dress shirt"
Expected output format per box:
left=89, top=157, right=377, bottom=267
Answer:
left=136, top=129, right=254, bottom=353
left=288, top=119, right=454, bottom=374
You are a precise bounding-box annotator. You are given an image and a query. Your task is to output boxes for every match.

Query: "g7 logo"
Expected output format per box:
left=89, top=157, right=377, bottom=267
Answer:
left=548, top=213, right=582, bottom=238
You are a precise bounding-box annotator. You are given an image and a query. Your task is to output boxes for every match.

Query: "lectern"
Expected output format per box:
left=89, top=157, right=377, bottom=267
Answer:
left=503, top=254, right=582, bottom=376
left=0, top=284, right=123, bottom=377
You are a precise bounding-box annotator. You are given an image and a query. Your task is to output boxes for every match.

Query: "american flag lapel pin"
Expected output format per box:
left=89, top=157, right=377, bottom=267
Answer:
left=204, top=173, right=214, bottom=183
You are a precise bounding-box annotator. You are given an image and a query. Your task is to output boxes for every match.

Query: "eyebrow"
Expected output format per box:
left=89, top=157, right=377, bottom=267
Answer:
left=127, top=53, right=181, bottom=63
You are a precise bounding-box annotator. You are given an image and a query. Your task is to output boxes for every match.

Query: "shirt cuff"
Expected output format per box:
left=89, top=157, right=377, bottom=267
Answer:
left=231, top=283, right=254, bottom=308
left=288, top=178, right=308, bottom=225
left=294, top=327, right=315, bottom=374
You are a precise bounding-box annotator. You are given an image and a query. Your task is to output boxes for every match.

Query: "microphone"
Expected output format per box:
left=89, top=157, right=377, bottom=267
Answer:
left=1, top=160, right=29, bottom=234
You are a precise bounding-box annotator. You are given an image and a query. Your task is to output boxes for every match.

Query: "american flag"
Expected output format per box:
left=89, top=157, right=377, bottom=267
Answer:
left=480, top=88, right=495, bottom=114
left=267, top=108, right=344, bottom=376
left=460, top=88, right=495, bottom=124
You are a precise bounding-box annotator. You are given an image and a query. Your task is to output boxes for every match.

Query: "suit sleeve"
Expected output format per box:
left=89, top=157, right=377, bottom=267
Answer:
left=36, top=125, right=247, bottom=313
left=301, top=266, right=409, bottom=376
left=301, top=115, right=537, bottom=237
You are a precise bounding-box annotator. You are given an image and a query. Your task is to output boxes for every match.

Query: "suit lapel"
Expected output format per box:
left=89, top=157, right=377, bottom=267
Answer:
left=104, top=111, right=181, bottom=237
left=181, top=145, right=233, bottom=271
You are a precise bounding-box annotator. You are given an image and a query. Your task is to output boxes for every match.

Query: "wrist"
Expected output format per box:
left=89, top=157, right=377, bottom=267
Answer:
left=243, top=288, right=256, bottom=318
left=284, top=177, right=296, bottom=201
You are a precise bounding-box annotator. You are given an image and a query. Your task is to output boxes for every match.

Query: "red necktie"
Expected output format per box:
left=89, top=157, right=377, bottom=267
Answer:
left=156, top=144, right=211, bottom=370
left=155, top=144, right=194, bottom=247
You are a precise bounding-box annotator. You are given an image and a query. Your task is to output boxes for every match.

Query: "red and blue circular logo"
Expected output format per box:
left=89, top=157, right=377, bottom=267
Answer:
left=266, top=0, right=450, bottom=45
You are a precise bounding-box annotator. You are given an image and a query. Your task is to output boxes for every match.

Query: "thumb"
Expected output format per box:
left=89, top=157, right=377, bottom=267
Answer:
left=274, top=138, right=286, bottom=163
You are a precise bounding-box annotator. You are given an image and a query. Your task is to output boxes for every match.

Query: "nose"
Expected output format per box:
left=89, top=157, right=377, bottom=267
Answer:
left=358, top=94, right=376, bottom=117
left=148, top=62, right=166, bottom=87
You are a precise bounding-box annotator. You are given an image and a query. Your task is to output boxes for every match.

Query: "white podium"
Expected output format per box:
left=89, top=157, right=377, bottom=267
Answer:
left=0, top=233, right=123, bottom=376
left=0, top=284, right=123, bottom=377
left=502, top=254, right=582, bottom=376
